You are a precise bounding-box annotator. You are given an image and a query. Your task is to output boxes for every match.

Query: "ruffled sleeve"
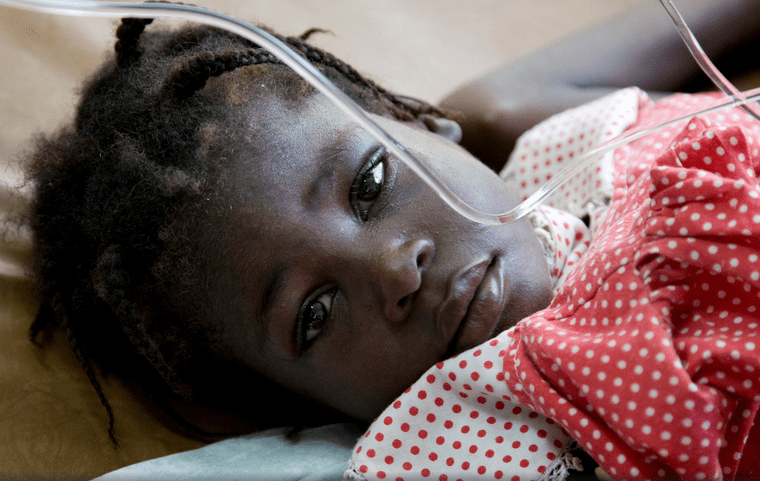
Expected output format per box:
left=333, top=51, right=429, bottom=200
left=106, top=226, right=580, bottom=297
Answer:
left=504, top=107, right=760, bottom=480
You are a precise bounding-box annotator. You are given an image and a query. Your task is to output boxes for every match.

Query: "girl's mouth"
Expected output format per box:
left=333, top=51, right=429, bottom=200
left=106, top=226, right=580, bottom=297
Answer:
left=438, top=256, right=507, bottom=358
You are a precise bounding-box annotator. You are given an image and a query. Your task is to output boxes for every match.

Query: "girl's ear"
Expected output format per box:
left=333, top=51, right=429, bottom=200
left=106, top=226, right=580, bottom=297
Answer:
left=420, top=115, right=463, bottom=144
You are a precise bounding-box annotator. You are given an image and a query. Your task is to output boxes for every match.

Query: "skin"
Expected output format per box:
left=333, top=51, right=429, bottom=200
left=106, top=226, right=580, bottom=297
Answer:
left=209, top=92, right=552, bottom=422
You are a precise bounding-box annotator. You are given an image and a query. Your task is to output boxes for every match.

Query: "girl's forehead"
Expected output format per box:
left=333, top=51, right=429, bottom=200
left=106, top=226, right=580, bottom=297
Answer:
left=218, top=102, right=349, bottom=205
left=232, top=95, right=371, bottom=168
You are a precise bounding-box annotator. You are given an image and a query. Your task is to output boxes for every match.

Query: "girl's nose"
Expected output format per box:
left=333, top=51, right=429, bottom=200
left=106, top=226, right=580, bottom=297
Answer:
left=375, top=238, right=434, bottom=323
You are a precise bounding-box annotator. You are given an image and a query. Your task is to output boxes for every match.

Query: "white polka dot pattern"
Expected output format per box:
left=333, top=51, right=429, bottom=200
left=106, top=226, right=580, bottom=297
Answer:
left=508, top=93, right=760, bottom=480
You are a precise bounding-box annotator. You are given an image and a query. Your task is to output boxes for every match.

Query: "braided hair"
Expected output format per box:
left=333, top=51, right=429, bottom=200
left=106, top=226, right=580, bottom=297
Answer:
left=26, top=12, right=448, bottom=444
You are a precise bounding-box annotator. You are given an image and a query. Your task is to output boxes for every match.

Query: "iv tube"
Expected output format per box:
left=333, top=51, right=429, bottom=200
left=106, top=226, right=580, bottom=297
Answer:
left=658, top=0, right=760, bottom=122
left=512, top=87, right=760, bottom=222
left=1, top=0, right=758, bottom=225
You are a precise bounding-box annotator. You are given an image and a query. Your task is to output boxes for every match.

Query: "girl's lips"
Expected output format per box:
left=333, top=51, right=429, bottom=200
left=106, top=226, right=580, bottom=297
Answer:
left=437, top=257, right=507, bottom=357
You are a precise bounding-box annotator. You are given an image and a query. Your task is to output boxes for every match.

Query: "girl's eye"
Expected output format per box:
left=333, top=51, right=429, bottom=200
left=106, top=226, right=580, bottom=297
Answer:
left=296, top=289, right=336, bottom=349
left=350, top=147, right=386, bottom=221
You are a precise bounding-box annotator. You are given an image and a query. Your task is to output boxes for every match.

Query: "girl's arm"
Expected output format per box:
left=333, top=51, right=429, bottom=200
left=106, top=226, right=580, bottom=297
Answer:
left=440, top=0, right=760, bottom=171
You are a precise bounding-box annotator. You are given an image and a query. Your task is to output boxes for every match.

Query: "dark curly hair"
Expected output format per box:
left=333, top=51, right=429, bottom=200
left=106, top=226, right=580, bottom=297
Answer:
left=25, top=12, right=447, bottom=444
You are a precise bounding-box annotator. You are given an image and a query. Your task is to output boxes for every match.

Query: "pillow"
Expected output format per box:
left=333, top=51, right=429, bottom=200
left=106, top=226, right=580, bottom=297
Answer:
left=94, top=423, right=363, bottom=481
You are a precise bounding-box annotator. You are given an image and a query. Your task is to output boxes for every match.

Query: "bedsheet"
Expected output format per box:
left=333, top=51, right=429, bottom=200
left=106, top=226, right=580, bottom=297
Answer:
left=93, top=423, right=364, bottom=481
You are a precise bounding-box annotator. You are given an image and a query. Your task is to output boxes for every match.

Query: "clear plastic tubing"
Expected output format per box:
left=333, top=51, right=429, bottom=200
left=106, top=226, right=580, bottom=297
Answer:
left=1, top=0, right=758, bottom=225
left=659, top=0, right=760, bottom=122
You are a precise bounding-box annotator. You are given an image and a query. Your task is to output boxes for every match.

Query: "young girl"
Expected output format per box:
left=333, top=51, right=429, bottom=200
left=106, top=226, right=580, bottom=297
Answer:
left=25, top=12, right=550, bottom=437
left=23, top=0, right=760, bottom=479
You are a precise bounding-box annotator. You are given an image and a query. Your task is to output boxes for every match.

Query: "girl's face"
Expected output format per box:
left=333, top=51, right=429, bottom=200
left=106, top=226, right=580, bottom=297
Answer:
left=213, top=93, right=552, bottom=421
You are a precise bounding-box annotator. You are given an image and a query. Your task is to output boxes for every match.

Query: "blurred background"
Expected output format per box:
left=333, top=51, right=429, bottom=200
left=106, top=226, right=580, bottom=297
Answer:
left=0, top=0, right=645, bottom=166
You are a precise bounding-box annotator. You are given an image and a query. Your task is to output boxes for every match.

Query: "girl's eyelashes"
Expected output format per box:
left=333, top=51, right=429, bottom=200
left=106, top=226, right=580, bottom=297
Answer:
left=295, top=288, right=337, bottom=351
left=350, top=146, right=388, bottom=221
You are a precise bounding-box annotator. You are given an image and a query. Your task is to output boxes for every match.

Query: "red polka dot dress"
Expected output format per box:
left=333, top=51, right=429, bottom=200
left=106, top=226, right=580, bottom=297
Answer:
left=346, top=90, right=760, bottom=481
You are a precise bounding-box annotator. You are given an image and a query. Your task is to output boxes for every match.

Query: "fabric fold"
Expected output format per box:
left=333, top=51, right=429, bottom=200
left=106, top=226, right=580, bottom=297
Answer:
left=505, top=113, right=760, bottom=480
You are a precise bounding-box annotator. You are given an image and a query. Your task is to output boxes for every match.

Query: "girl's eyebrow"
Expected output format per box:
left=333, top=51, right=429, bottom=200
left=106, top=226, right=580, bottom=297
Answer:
left=302, top=129, right=354, bottom=212
left=302, top=144, right=344, bottom=211
left=260, top=260, right=290, bottom=342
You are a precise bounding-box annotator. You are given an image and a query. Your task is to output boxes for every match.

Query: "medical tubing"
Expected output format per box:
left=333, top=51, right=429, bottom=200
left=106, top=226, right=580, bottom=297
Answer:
left=2, top=0, right=759, bottom=226
left=658, top=0, right=760, bottom=122
left=510, top=87, right=760, bottom=222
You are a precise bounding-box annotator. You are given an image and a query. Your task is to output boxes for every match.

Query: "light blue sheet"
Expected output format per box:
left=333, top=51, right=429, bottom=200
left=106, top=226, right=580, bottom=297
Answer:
left=93, top=423, right=364, bottom=481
